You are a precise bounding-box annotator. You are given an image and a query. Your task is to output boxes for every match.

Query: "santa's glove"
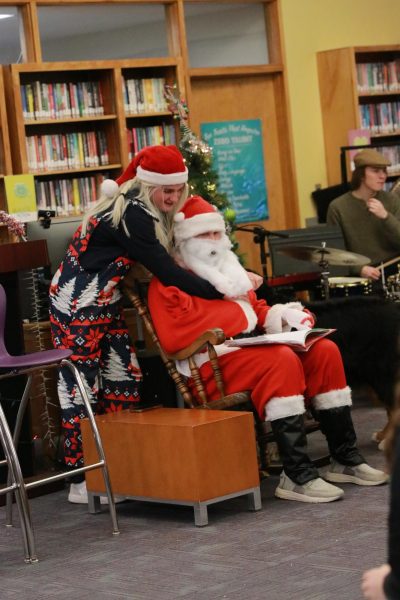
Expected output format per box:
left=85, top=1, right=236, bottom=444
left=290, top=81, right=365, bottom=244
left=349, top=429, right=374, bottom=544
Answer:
left=282, top=307, right=315, bottom=331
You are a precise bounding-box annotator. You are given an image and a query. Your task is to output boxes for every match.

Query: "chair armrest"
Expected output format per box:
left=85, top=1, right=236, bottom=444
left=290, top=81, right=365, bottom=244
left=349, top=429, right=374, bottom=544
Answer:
left=169, top=328, right=226, bottom=360
left=123, top=264, right=152, bottom=293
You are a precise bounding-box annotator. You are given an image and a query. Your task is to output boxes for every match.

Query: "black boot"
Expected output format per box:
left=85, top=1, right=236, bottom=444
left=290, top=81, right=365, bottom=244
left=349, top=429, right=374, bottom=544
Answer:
left=314, top=406, right=364, bottom=466
left=270, top=414, right=319, bottom=485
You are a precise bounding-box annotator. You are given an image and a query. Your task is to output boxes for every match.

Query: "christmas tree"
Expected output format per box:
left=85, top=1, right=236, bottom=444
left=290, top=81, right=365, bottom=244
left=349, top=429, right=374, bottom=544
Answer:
left=165, top=86, right=240, bottom=255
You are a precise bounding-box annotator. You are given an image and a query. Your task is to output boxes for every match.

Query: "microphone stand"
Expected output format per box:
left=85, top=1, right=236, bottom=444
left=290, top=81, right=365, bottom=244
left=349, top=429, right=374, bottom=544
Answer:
left=235, top=225, right=289, bottom=280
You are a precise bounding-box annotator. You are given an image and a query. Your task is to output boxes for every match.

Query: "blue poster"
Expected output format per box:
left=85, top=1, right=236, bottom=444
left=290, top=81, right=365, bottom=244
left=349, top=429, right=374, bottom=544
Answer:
left=200, top=119, right=268, bottom=223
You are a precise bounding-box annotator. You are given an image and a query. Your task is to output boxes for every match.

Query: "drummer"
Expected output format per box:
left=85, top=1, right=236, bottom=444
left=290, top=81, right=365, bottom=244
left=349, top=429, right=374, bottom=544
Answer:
left=327, top=148, right=400, bottom=281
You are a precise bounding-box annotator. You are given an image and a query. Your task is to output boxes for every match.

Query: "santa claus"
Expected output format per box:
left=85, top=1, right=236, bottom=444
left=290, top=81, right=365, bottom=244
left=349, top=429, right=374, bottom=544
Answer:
left=148, top=195, right=387, bottom=503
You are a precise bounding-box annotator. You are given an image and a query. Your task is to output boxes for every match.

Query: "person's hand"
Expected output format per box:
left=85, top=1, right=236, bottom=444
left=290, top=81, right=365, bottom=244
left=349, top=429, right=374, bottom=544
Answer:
left=246, top=271, right=263, bottom=290
left=282, top=307, right=314, bottom=330
left=361, top=265, right=381, bottom=281
left=367, top=198, right=388, bottom=220
left=361, top=563, right=390, bottom=599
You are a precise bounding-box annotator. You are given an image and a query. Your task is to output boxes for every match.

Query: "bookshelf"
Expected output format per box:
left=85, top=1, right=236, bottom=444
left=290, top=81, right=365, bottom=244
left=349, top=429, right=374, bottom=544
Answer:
left=317, top=45, right=400, bottom=185
left=0, top=67, right=13, bottom=242
left=4, top=59, right=183, bottom=217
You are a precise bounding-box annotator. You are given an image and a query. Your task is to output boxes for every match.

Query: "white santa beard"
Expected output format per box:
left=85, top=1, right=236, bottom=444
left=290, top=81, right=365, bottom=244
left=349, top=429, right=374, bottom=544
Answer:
left=177, top=236, right=252, bottom=297
left=180, top=236, right=231, bottom=268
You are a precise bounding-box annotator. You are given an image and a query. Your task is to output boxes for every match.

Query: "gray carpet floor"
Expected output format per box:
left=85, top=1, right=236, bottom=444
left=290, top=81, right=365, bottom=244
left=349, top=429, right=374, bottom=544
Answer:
left=0, top=401, right=390, bottom=600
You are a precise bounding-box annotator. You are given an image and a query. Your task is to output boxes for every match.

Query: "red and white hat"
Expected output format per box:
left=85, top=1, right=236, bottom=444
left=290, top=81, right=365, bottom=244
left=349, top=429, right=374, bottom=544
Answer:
left=101, top=145, right=188, bottom=198
left=174, top=195, right=225, bottom=243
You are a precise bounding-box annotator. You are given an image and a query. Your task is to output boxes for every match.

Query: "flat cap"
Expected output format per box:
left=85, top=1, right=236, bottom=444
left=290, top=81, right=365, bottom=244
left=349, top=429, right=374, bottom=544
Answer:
left=354, top=148, right=391, bottom=168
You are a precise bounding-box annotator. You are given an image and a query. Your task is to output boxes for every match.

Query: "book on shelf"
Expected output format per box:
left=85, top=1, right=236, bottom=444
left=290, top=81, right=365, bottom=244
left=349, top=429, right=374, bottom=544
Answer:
left=359, top=101, right=400, bottom=135
left=122, top=76, right=168, bottom=115
left=347, top=128, right=370, bottom=166
left=4, top=174, right=37, bottom=222
left=356, top=60, right=400, bottom=93
left=225, top=328, right=336, bottom=352
left=21, top=79, right=105, bottom=121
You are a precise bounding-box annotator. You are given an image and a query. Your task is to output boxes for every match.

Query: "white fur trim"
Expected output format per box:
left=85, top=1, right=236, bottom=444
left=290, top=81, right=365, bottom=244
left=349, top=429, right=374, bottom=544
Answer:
left=174, top=212, right=225, bottom=242
left=312, top=386, right=352, bottom=410
left=265, top=395, right=305, bottom=421
left=136, top=164, right=188, bottom=185
left=101, top=179, right=119, bottom=199
left=231, top=299, right=258, bottom=332
left=264, top=302, right=304, bottom=334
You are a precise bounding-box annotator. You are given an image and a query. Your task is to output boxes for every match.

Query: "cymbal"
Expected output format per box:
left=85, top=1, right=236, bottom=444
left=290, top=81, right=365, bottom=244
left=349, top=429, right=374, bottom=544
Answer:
left=277, top=245, right=371, bottom=266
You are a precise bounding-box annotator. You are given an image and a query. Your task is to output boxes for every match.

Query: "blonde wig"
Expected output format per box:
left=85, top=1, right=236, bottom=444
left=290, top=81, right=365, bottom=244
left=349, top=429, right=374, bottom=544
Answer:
left=81, top=177, right=188, bottom=251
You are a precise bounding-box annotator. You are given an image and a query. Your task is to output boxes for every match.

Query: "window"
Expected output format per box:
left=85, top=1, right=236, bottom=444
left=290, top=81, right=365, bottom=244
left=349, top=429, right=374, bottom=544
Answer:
left=0, top=6, right=24, bottom=64
left=38, top=3, right=169, bottom=61
left=184, top=2, right=268, bottom=68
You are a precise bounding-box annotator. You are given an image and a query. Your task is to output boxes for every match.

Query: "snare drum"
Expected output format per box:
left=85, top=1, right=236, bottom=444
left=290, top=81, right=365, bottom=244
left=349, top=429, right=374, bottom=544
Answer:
left=328, top=277, right=371, bottom=298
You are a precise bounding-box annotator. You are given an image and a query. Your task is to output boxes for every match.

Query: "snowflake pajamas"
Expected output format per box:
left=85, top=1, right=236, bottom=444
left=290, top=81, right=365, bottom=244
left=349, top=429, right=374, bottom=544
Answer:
left=49, top=216, right=142, bottom=469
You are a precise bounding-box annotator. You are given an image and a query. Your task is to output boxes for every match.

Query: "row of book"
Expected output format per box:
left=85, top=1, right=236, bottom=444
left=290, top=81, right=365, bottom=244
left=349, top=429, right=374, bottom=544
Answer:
left=122, top=77, right=169, bottom=114
left=21, top=80, right=105, bottom=120
left=356, top=60, right=400, bottom=93
left=26, top=130, right=109, bottom=172
left=127, top=124, right=176, bottom=159
left=35, top=174, right=105, bottom=216
left=378, top=145, right=400, bottom=175
left=358, top=101, right=400, bottom=134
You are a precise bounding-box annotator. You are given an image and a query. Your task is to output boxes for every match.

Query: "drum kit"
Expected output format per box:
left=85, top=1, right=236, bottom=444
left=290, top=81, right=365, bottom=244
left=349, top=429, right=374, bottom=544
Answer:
left=277, top=243, right=400, bottom=301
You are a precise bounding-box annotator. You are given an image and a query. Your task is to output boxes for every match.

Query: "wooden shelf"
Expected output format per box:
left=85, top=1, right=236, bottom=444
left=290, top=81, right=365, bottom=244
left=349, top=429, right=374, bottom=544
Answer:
left=125, top=111, right=172, bottom=119
left=358, top=91, right=400, bottom=98
left=0, top=68, right=12, bottom=215
left=32, top=163, right=122, bottom=177
left=317, top=45, right=400, bottom=185
left=24, top=115, right=118, bottom=126
left=189, top=64, right=284, bottom=79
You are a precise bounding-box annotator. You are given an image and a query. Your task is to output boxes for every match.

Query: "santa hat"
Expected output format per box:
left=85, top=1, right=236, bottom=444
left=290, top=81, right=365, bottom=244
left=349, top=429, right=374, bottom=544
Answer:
left=174, top=195, right=225, bottom=243
left=101, top=145, right=188, bottom=198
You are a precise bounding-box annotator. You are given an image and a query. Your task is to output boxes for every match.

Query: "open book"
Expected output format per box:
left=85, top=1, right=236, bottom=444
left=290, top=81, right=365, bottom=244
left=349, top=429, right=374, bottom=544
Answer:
left=225, top=328, right=336, bottom=352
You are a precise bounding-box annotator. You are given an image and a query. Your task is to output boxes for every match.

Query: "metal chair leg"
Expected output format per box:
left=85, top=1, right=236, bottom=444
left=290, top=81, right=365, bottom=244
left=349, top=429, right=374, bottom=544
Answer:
left=61, top=359, right=120, bottom=535
left=0, top=403, right=37, bottom=563
left=6, top=375, right=33, bottom=527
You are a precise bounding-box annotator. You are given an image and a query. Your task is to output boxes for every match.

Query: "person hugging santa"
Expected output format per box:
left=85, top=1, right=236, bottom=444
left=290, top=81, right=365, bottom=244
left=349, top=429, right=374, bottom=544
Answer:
left=148, top=195, right=388, bottom=503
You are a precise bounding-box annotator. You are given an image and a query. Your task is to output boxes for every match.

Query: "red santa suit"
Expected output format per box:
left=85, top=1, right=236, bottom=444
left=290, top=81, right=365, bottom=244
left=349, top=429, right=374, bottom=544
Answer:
left=148, top=272, right=350, bottom=422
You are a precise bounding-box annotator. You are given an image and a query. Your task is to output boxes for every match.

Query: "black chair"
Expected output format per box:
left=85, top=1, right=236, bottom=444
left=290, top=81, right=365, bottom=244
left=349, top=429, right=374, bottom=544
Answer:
left=311, top=183, right=350, bottom=223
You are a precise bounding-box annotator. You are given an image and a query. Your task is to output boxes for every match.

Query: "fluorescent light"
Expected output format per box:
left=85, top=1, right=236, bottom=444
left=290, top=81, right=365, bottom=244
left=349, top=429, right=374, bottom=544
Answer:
left=0, top=14, right=13, bottom=20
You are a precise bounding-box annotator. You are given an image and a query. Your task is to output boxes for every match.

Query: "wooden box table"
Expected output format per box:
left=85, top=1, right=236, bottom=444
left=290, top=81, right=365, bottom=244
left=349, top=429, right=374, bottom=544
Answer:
left=81, top=407, right=261, bottom=526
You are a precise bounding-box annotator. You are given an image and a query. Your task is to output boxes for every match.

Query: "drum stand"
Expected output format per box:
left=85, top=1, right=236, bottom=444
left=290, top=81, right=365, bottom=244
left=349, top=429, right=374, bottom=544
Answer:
left=234, top=225, right=289, bottom=279
left=315, top=243, right=331, bottom=300
left=319, top=263, right=331, bottom=299
left=380, top=262, right=390, bottom=299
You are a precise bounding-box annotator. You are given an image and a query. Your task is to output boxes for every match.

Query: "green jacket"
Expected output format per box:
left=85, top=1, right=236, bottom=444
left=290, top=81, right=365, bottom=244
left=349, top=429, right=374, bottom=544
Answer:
left=327, top=190, right=400, bottom=275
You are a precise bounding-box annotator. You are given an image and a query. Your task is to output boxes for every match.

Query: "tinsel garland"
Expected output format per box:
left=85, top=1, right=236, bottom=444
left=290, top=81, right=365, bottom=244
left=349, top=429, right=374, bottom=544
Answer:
left=0, top=211, right=26, bottom=241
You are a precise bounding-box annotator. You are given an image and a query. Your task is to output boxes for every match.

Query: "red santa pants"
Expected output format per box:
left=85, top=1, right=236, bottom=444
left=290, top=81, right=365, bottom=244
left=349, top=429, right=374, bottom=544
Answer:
left=192, top=338, right=348, bottom=420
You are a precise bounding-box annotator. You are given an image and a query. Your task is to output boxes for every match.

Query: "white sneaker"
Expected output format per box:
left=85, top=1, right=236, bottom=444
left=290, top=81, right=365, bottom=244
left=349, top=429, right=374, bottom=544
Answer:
left=68, top=481, right=126, bottom=504
left=325, top=460, right=389, bottom=486
left=275, top=471, right=344, bottom=503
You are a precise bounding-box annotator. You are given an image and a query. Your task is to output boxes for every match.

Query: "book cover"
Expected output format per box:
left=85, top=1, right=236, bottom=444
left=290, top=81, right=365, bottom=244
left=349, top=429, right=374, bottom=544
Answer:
left=4, top=174, right=37, bottom=222
left=225, top=328, right=336, bottom=352
left=347, top=128, right=370, bottom=166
